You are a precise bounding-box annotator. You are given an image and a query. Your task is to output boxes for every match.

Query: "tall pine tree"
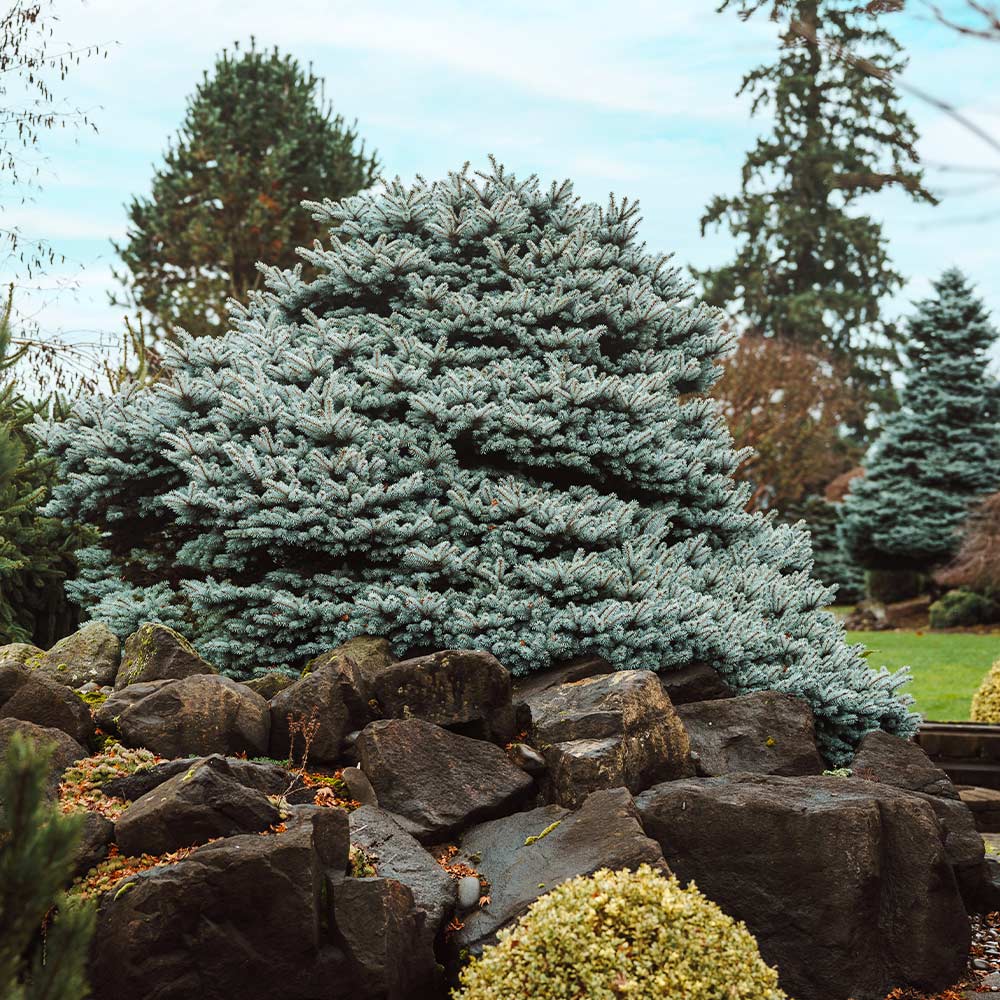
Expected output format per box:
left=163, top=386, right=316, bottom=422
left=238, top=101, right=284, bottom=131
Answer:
left=112, top=39, right=379, bottom=341
left=697, top=0, right=935, bottom=411
left=841, top=269, right=1000, bottom=574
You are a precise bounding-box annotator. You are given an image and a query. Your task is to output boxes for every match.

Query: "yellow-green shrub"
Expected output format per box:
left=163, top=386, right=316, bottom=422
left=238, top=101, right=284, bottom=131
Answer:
left=454, top=864, right=785, bottom=1000
left=971, top=658, right=1000, bottom=722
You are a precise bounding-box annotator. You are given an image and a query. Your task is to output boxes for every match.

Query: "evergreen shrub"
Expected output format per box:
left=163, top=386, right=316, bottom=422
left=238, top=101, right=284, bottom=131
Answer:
left=929, top=589, right=1000, bottom=630
left=454, top=864, right=786, bottom=1000
left=36, top=162, right=917, bottom=764
left=971, top=659, right=1000, bottom=723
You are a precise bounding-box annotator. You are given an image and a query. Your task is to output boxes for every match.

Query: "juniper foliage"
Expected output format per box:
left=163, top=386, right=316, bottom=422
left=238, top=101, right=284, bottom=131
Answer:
left=0, top=733, right=95, bottom=1000
left=36, top=162, right=916, bottom=763
left=841, top=269, right=1000, bottom=573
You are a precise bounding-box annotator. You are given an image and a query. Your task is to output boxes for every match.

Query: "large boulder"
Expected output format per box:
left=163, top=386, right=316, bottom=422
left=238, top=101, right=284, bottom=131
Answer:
left=269, top=654, right=369, bottom=765
left=522, top=669, right=692, bottom=807
left=97, top=675, right=269, bottom=758
left=850, top=732, right=990, bottom=911
left=348, top=805, right=456, bottom=949
left=677, top=691, right=824, bottom=777
left=102, top=754, right=289, bottom=802
left=115, top=755, right=281, bottom=856
left=0, top=664, right=95, bottom=744
left=89, top=822, right=349, bottom=1000
left=356, top=719, right=533, bottom=842
left=635, top=774, right=970, bottom=1000
left=0, top=717, right=87, bottom=793
left=367, top=649, right=516, bottom=744
left=451, top=787, right=665, bottom=956
left=33, top=622, right=120, bottom=688
left=114, top=623, right=217, bottom=690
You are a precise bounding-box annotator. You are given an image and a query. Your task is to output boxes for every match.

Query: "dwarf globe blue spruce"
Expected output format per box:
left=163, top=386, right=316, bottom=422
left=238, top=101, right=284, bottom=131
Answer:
left=35, top=161, right=917, bottom=764
left=841, top=268, right=1000, bottom=576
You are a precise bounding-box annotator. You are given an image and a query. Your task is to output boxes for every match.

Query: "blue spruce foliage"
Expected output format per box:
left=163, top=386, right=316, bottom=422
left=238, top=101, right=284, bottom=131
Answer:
left=35, top=161, right=916, bottom=763
left=841, top=268, right=1000, bottom=573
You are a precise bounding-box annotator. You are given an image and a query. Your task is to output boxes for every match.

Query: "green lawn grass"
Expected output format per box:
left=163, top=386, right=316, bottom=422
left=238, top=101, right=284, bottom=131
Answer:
left=848, top=630, right=1000, bottom=722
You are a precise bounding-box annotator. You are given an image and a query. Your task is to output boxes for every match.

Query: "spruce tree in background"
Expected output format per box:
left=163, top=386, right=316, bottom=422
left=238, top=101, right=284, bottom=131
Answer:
left=0, top=733, right=95, bottom=1000
left=0, top=289, right=88, bottom=646
left=112, top=39, right=379, bottom=341
left=697, top=0, right=935, bottom=416
left=841, top=269, right=1000, bottom=576
left=38, top=162, right=917, bottom=763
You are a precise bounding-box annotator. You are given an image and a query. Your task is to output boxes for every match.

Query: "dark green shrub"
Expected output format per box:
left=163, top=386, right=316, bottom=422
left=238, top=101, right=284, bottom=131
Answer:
left=0, top=733, right=96, bottom=1000
left=929, top=589, right=1000, bottom=629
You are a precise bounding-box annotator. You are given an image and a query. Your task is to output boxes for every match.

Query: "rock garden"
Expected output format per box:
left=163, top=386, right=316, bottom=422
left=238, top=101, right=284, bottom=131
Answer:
left=2, top=619, right=995, bottom=999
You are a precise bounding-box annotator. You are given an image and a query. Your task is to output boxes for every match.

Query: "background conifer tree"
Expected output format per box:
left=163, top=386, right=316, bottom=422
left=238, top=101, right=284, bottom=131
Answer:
left=39, top=162, right=917, bottom=763
left=112, top=39, right=379, bottom=341
left=841, top=268, right=1000, bottom=576
left=0, top=289, right=89, bottom=646
left=0, top=733, right=95, bottom=1000
left=696, top=0, right=935, bottom=417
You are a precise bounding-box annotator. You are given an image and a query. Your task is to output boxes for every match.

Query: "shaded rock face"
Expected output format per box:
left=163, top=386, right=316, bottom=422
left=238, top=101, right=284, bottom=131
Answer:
left=636, top=774, right=970, bottom=1000
left=348, top=805, right=456, bottom=950
left=90, top=817, right=435, bottom=1000
left=850, top=731, right=991, bottom=912
left=114, top=623, right=218, bottom=691
left=333, top=877, right=437, bottom=1000
left=72, top=811, right=115, bottom=878
left=242, top=672, right=296, bottom=699
left=356, top=719, right=534, bottom=843
left=269, top=655, right=369, bottom=765
left=851, top=730, right=958, bottom=799
left=452, top=787, right=666, bottom=956
left=115, top=756, right=281, bottom=856
left=97, top=675, right=269, bottom=758
left=368, top=650, right=516, bottom=744
left=90, top=824, right=347, bottom=1000
left=658, top=662, right=734, bottom=705
left=102, top=754, right=289, bottom=802
left=522, top=669, right=692, bottom=807
left=0, top=717, right=87, bottom=794
left=33, top=622, right=120, bottom=688
left=677, top=691, right=824, bottom=778
left=0, top=664, right=95, bottom=744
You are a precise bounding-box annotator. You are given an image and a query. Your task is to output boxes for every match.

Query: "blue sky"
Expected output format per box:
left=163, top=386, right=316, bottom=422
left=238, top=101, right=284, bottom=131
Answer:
left=6, top=0, right=1000, bottom=369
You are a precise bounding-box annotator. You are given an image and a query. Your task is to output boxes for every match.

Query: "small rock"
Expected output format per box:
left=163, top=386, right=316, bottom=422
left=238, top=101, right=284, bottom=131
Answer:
left=851, top=730, right=958, bottom=799
left=241, top=671, right=296, bottom=699
left=457, top=875, right=481, bottom=909
left=114, top=622, right=217, bottom=690
left=341, top=766, right=378, bottom=807
left=0, top=642, right=43, bottom=670
left=509, top=743, right=546, bottom=775
left=658, top=662, right=733, bottom=705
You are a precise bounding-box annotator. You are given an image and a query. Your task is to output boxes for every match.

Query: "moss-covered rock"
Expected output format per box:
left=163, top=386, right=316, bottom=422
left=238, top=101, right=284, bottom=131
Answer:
left=242, top=671, right=297, bottom=699
left=0, top=642, right=44, bottom=670
left=33, top=622, right=120, bottom=688
left=114, top=623, right=216, bottom=691
left=971, top=658, right=1000, bottom=723
left=455, top=864, right=785, bottom=1000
